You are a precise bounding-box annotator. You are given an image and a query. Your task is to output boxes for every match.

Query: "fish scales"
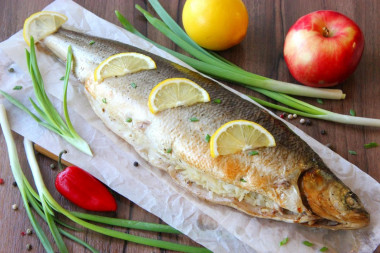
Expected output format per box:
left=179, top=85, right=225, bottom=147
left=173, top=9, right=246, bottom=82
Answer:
left=40, top=28, right=369, bottom=229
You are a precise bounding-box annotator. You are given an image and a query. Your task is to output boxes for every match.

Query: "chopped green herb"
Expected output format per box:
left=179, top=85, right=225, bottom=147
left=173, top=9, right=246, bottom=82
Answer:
left=364, top=142, right=378, bottom=149
left=130, top=82, right=137, bottom=88
left=102, top=98, right=107, bottom=104
left=13, top=86, right=23, bottom=90
left=190, top=117, right=199, bottom=122
left=319, top=246, right=328, bottom=252
left=205, top=134, right=211, bottom=143
left=248, top=150, right=259, bottom=156
left=126, top=117, right=132, bottom=123
left=59, top=76, right=65, bottom=81
left=302, top=241, right=314, bottom=247
left=213, top=98, right=221, bottom=104
left=279, top=237, right=288, bottom=246
left=89, top=40, right=95, bottom=45
left=240, top=178, right=247, bottom=183
left=317, top=98, right=323, bottom=104
left=348, top=150, right=357, bottom=155
left=8, top=67, right=15, bottom=73
left=349, top=109, right=356, bottom=116
left=166, top=148, right=172, bottom=153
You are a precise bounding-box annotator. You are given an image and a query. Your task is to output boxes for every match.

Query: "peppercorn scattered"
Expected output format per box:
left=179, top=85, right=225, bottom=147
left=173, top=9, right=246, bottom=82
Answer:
left=300, top=118, right=305, bottom=124
left=26, top=228, right=33, bottom=235
left=12, top=181, right=17, bottom=187
left=133, top=161, right=139, bottom=167
left=305, top=119, right=312, bottom=126
left=50, top=163, right=56, bottom=170
left=21, top=231, right=26, bottom=236
left=280, top=113, right=285, bottom=119
left=0, top=178, right=4, bottom=185
left=292, top=114, right=298, bottom=119
left=8, top=67, right=15, bottom=73
left=12, top=204, right=18, bottom=210
left=26, top=244, right=32, bottom=251
left=287, top=114, right=293, bottom=120
left=321, top=130, right=327, bottom=135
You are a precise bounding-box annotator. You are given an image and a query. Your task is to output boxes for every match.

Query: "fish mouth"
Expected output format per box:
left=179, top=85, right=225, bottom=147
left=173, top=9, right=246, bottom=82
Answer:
left=299, top=167, right=370, bottom=230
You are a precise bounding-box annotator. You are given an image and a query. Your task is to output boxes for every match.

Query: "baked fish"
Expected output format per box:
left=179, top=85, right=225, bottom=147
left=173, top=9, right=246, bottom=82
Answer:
left=40, top=28, right=369, bottom=230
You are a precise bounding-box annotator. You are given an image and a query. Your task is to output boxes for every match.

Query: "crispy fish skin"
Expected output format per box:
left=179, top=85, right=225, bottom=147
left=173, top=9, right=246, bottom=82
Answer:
left=41, top=28, right=369, bottom=229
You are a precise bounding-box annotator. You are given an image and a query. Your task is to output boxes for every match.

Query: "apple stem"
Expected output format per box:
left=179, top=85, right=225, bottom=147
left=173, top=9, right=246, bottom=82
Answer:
left=322, top=27, right=330, bottom=37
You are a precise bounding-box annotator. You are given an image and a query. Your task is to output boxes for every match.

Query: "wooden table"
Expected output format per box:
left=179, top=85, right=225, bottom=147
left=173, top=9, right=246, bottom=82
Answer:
left=0, top=0, right=379, bottom=252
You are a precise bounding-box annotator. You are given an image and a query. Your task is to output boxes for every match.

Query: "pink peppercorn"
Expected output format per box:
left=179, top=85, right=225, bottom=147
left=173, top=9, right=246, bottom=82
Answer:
left=0, top=178, right=4, bottom=184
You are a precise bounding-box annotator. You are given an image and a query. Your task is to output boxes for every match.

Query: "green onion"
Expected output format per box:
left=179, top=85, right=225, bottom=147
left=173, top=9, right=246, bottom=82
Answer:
left=240, top=178, right=247, bottom=182
left=115, top=2, right=380, bottom=127
left=248, top=151, right=259, bottom=156
left=350, top=109, right=356, bottom=116
left=13, top=85, right=23, bottom=90
left=320, top=246, right=328, bottom=252
left=166, top=148, right=172, bottom=153
left=130, top=82, right=137, bottom=88
left=102, top=98, right=107, bottom=104
left=317, top=98, right=323, bottom=104
left=279, top=237, right=288, bottom=246
left=126, top=117, right=132, bottom=123
left=89, top=40, right=95, bottom=45
left=302, top=241, right=314, bottom=247
left=213, top=98, right=221, bottom=104
left=0, top=38, right=92, bottom=156
left=1, top=105, right=209, bottom=253
left=205, top=134, right=211, bottom=143
left=364, top=142, right=378, bottom=149
left=60, top=76, right=65, bottom=80
left=348, top=150, right=357, bottom=155
left=190, top=117, right=199, bottom=122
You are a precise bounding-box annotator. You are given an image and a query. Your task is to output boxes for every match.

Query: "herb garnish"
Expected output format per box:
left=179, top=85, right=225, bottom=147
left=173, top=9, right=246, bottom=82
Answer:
left=302, top=241, right=314, bottom=247
left=13, top=86, right=23, bottom=90
left=240, top=178, right=247, bottom=182
left=89, top=40, right=95, bottom=45
left=130, top=82, right=137, bottom=88
left=213, top=98, right=221, bottom=104
left=205, top=134, right=211, bottom=143
left=248, top=150, right=259, bottom=156
left=102, top=98, right=107, bottom=104
left=319, top=246, right=328, bottom=252
left=364, top=142, right=378, bottom=149
left=279, top=237, right=288, bottom=246
left=190, top=117, right=199, bottom=122
left=317, top=98, right=323, bottom=104
left=348, top=150, right=357, bottom=155
left=60, top=76, right=65, bottom=80
left=349, top=109, right=356, bottom=116
left=166, top=148, right=172, bottom=153
left=126, top=117, right=132, bottom=123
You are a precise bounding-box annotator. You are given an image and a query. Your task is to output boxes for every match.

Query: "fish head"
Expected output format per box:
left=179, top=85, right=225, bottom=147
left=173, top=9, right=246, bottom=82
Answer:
left=300, top=167, right=370, bottom=229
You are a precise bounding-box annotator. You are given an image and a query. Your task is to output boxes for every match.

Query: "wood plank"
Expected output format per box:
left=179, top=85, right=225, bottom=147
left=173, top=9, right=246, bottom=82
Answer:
left=0, top=0, right=379, bottom=252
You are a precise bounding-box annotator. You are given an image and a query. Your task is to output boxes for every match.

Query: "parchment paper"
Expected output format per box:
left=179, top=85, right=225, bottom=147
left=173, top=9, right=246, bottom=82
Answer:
left=0, top=0, right=379, bottom=252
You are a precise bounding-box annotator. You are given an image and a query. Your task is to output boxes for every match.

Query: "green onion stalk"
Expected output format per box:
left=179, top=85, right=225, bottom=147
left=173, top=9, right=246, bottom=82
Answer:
left=0, top=104, right=210, bottom=253
left=115, top=0, right=380, bottom=127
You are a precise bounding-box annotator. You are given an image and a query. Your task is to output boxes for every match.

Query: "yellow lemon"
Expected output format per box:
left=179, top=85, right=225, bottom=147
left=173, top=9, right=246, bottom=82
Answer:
left=148, top=78, right=210, bottom=114
left=182, top=0, right=249, bottom=51
left=210, top=120, right=276, bottom=157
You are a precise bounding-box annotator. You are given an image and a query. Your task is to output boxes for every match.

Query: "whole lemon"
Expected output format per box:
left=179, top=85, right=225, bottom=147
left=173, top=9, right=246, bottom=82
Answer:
left=182, top=0, right=249, bottom=51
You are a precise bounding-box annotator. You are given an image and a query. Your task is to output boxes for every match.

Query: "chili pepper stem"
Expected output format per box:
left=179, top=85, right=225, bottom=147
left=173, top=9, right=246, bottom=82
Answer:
left=58, top=150, right=68, bottom=171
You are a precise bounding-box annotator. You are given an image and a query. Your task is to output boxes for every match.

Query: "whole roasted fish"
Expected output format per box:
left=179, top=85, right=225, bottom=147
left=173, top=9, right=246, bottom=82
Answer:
left=41, top=28, right=369, bottom=230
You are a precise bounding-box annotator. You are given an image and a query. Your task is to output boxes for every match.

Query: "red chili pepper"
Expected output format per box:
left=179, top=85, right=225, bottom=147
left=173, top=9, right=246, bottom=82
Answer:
left=55, top=151, right=117, bottom=212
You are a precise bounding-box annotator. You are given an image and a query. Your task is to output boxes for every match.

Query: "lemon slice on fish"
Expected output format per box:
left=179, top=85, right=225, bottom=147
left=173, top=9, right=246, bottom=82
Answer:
left=94, top=53, right=156, bottom=82
left=23, top=11, right=67, bottom=45
left=210, top=120, right=276, bottom=158
left=148, top=78, right=210, bottom=114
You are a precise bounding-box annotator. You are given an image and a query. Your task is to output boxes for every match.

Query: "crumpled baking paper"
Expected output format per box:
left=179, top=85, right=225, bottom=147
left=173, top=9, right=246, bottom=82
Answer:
left=0, top=0, right=379, bottom=252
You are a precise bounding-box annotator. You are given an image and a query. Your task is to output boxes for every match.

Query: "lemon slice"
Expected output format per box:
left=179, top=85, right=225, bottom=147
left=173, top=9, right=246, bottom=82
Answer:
left=23, top=11, right=67, bottom=45
left=210, top=120, right=276, bottom=158
left=148, top=78, right=210, bottom=114
left=94, top=52, right=156, bottom=82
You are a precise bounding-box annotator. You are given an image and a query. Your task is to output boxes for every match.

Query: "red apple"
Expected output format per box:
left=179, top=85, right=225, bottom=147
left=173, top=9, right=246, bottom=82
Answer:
left=283, top=10, right=364, bottom=87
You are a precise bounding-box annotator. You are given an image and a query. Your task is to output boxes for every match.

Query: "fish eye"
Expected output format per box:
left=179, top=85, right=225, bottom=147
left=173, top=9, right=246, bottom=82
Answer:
left=345, top=191, right=361, bottom=209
